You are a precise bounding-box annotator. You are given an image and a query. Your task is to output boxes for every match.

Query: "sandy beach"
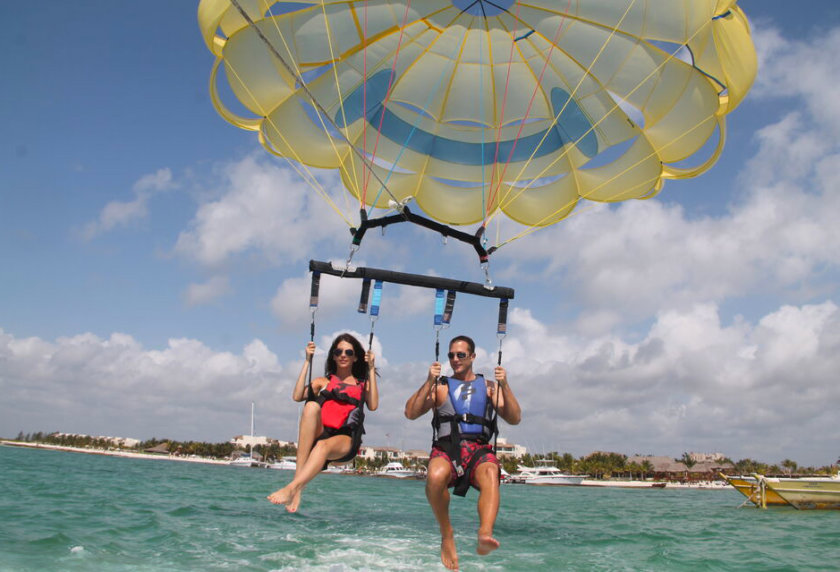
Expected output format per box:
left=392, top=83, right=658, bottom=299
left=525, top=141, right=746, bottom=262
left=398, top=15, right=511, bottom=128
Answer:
left=0, top=440, right=229, bottom=465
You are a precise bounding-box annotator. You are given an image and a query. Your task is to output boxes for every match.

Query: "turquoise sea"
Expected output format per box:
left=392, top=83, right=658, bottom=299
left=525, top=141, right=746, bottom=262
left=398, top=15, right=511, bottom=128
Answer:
left=1, top=445, right=838, bottom=571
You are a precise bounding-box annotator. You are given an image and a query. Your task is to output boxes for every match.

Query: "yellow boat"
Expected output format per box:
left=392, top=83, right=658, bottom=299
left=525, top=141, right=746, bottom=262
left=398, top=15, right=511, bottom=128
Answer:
left=759, top=474, right=840, bottom=510
left=720, top=473, right=789, bottom=507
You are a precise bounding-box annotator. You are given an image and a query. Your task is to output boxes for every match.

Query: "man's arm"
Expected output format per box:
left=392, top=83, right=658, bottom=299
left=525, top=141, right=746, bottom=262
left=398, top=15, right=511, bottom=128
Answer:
left=493, top=366, right=521, bottom=425
left=404, top=362, right=441, bottom=420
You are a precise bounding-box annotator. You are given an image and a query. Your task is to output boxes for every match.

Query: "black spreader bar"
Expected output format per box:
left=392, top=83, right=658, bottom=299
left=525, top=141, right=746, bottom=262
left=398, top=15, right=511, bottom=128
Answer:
left=309, top=260, right=514, bottom=300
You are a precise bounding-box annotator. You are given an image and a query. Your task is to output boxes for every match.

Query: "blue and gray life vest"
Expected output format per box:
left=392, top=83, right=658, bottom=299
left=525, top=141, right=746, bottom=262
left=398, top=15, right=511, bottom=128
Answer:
left=433, top=375, right=496, bottom=444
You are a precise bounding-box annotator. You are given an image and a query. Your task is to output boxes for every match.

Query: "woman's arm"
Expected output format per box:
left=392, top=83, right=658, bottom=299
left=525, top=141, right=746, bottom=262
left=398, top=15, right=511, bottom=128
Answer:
left=365, top=351, right=379, bottom=411
left=291, top=342, right=316, bottom=402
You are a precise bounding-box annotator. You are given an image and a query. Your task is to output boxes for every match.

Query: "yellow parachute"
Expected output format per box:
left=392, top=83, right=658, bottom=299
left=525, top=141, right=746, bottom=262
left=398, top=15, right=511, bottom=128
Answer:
left=198, top=0, right=757, bottom=252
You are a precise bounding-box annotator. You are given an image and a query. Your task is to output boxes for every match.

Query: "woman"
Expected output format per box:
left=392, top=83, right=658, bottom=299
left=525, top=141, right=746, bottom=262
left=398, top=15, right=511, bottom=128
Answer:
left=268, top=333, right=378, bottom=512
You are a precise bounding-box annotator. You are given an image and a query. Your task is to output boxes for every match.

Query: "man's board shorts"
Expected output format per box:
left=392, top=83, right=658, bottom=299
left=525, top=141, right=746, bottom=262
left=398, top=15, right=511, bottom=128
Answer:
left=430, top=440, right=500, bottom=489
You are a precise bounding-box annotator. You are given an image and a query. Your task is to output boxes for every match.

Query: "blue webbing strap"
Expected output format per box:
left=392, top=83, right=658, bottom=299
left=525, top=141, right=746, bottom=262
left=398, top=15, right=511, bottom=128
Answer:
left=370, top=280, right=383, bottom=317
left=434, top=289, right=445, bottom=362
left=368, top=280, right=383, bottom=350
left=434, top=289, right=445, bottom=326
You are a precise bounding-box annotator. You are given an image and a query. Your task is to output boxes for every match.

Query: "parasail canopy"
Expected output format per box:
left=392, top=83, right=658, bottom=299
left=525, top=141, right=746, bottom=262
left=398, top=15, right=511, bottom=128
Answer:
left=198, top=0, right=757, bottom=251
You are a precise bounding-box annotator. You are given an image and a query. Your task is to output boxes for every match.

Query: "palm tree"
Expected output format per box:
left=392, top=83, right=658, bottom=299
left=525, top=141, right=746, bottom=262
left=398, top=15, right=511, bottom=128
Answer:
left=781, top=459, right=798, bottom=476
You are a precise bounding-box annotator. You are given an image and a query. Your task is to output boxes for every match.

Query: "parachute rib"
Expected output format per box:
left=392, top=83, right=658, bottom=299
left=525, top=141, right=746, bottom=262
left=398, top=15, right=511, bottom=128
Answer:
left=486, top=4, right=733, bottom=238
left=309, top=260, right=514, bottom=300
left=228, top=0, right=400, bottom=207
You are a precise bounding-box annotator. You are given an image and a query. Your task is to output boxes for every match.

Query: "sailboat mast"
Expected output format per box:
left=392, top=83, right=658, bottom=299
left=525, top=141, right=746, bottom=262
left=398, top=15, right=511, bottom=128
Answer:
left=250, top=401, right=255, bottom=437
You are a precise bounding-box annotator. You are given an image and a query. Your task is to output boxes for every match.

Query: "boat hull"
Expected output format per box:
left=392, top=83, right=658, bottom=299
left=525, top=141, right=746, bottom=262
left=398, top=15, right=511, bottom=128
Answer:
left=764, top=478, right=840, bottom=510
left=524, top=476, right=585, bottom=486
left=722, top=474, right=788, bottom=507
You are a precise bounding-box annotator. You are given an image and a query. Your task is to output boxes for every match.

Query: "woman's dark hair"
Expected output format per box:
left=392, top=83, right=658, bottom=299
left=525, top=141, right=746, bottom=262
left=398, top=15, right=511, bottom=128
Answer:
left=325, top=333, right=367, bottom=380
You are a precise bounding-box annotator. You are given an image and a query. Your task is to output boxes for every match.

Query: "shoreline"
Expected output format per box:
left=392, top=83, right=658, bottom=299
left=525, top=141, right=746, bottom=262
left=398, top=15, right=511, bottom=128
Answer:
left=1, top=441, right=735, bottom=489
left=0, top=440, right=229, bottom=465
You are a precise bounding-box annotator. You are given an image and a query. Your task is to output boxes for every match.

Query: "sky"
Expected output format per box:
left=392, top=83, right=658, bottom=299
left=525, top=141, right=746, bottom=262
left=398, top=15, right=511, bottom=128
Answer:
left=2, top=1, right=840, bottom=467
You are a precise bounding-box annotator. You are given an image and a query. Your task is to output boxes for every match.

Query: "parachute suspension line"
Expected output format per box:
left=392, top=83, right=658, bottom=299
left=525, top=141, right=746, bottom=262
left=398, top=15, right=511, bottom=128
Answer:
left=361, top=0, right=369, bottom=206
left=348, top=11, right=498, bottom=275
left=364, top=0, right=413, bottom=213
left=319, top=0, right=364, bottom=199
left=227, top=0, right=400, bottom=208
left=252, top=5, right=364, bottom=206
left=490, top=109, right=724, bottom=251
left=492, top=0, right=637, bottom=214
left=490, top=1, right=717, bottom=223
left=364, top=8, right=469, bottom=214
left=218, top=57, right=353, bottom=227
left=478, top=15, right=488, bottom=223
left=484, top=0, right=574, bottom=215
left=486, top=1, right=524, bottom=225
left=308, top=270, right=322, bottom=389
left=486, top=18, right=724, bottom=249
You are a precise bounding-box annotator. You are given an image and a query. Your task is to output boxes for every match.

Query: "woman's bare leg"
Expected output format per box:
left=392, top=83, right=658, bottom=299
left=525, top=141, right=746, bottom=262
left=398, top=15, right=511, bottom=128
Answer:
left=286, top=401, right=321, bottom=511
left=268, top=435, right=352, bottom=512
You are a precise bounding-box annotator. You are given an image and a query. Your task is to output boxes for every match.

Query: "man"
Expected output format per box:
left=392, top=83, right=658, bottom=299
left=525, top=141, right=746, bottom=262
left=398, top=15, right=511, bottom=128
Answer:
left=404, top=335, right=521, bottom=571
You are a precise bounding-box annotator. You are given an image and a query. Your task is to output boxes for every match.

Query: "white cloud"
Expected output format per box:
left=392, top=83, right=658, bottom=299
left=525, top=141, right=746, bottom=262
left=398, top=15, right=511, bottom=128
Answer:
left=174, top=156, right=349, bottom=267
left=752, top=26, right=840, bottom=135
left=184, top=275, right=232, bottom=307
left=492, top=24, right=840, bottom=335
left=491, top=301, right=840, bottom=465
left=82, top=168, right=175, bottom=239
left=4, top=298, right=838, bottom=465
left=0, top=328, right=305, bottom=443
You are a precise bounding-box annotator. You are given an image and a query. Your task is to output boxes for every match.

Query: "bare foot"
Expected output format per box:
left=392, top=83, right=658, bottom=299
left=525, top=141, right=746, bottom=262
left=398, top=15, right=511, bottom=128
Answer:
left=285, top=489, right=302, bottom=513
left=441, top=534, right=459, bottom=570
left=476, top=534, right=499, bottom=556
left=267, top=485, right=294, bottom=506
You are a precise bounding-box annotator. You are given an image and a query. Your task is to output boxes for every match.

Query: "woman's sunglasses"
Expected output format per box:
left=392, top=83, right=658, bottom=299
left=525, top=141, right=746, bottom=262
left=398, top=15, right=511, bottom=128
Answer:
left=333, top=348, right=355, bottom=357
left=447, top=351, right=469, bottom=360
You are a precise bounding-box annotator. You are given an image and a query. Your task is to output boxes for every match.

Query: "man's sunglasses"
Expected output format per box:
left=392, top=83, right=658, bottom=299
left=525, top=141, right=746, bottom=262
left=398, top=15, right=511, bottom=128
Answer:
left=333, top=348, right=355, bottom=357
left=447, top=351, right=469, bottom=360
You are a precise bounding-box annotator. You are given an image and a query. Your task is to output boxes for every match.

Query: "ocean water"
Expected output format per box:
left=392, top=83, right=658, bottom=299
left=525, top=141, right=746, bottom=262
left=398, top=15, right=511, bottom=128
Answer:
left=1, top=446, right=838, bottom=571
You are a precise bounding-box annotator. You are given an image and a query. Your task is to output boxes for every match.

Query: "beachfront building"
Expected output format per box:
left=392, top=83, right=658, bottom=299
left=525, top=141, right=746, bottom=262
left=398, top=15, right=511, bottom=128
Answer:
left=495, top=437, right=527, bottom=459
left=231, top=434, right=271, bottom=449
left=627, top=455, right=734, bottom=482
left=688, top=452, right=727, bottom=463
left=358, top=446, right=403, bottom=462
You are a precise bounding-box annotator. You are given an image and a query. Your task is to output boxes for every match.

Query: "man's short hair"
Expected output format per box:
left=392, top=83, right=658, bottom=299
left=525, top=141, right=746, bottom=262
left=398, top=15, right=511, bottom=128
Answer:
left=449, top=335, right=475, bottom=354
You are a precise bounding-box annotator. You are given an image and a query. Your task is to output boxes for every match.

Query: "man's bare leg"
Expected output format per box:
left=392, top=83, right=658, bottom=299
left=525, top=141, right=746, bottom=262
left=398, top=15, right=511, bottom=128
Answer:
left=267, top=435, right=350, bottom=512
left=474, top=461, right=501, bottom=556
left=288, top=401, right=321, bottom=512
left=426, top=457, right=458, bottom=570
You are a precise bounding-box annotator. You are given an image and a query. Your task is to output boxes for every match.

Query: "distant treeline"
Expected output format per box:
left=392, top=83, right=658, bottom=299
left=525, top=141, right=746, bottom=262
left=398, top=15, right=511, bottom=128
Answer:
left=10, top=432, right=836, bottom=477
left=12, top=431, right=290, bottom=462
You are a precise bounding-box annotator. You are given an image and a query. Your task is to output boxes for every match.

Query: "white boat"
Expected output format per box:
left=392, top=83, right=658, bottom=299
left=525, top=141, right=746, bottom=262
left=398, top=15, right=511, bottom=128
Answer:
left=376, top=462, right=418, bottom=478
left=516, top=460, right=586, bottom=485
left=229, top=454, right=261, bottom=467
left=269, top=456, right=297, bottom=471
